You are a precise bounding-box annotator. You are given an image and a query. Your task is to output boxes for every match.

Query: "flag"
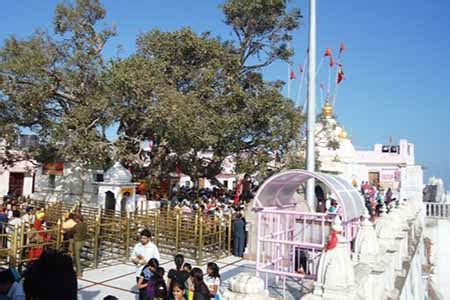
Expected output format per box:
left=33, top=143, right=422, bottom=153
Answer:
left=299, top=64, right=303, bottom=73
left=339, top=42, right=346, bottom=55
left=337, top=65, right=344, bottom=84
left=329, top=56, right=335, bottom=67
left=325, top=230, right=338, bottom=251
left=290, top=69, right=296, bottom=80
left=324, top=48, right=332, bottom=57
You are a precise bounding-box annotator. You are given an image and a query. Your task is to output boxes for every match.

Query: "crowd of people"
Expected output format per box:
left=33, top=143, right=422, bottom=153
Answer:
left=131, top=229, right=223, bottom=300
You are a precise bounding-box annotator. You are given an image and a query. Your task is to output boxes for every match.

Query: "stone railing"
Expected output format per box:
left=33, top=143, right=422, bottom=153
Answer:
left=425, top=202, right=450, bottom=218
left=301, top=199, right=427, bottom=300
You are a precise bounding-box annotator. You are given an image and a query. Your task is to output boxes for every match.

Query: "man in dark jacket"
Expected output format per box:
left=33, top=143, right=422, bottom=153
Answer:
left=232, top=213, right=245, bottom=257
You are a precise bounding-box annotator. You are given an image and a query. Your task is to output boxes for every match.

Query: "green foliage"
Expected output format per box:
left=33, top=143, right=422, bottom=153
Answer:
left=0, top=0, right=115, bottom=167
left=1, top=0, right=305, bottom=186
left=222, top=0, right=301, bottom=72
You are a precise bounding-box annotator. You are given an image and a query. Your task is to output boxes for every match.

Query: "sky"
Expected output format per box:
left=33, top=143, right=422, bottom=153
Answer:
left=1, top=0, right=450, bottom=186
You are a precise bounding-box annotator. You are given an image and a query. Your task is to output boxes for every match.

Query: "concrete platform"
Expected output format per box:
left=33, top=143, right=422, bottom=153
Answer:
left=77, top=254, right=309, bottom=299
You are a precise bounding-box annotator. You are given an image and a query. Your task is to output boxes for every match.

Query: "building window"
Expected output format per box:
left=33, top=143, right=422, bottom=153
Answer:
left=223, top=180, right=228, bottom=189
left=48, top=175, right=56, bottom=189
left=94, top=173, right=104, bottom=182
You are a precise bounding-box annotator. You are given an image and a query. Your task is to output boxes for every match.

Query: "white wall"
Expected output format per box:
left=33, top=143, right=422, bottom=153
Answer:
left=424, top=218, right=450, bottom=298
left=33, top=163, right=99, bottom=204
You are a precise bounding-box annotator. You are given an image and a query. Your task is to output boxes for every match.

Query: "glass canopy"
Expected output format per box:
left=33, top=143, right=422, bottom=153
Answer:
left=254, top=169, right=366, bottom=221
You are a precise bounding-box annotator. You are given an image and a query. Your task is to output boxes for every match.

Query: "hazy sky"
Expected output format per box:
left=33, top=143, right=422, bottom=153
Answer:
left=1, top=0, right=449, bottom=186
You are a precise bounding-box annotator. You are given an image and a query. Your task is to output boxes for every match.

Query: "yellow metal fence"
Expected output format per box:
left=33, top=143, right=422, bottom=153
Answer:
left=0, top=200, right=232, bottom=270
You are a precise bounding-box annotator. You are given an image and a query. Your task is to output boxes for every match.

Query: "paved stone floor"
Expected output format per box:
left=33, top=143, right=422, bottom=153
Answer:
left=77, top=255, right=309, bottom=299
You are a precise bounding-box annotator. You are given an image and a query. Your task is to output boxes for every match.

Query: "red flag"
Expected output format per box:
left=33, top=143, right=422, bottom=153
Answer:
left=234, top=179, right=244, bottom=205
left=324, top=48, right=332, bottom=57
left=299, top=64, right=303, bottom=73
left=325, top=230, right=338, bottom=251
left=337, top=65, right=344, bottom=84
left=290, top=69, right=296, bottom=80
left=339, top=43, right=346, bottom=55
left=329, top=56, right=335, bottom=67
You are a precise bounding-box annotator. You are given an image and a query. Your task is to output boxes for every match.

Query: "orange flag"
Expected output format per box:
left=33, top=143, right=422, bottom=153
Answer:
left=329, top=56, right=335, bottom=67
left=324, top=48, right=332, bottom=57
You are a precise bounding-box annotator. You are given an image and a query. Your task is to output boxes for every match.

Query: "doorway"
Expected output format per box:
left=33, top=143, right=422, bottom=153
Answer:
left=368, top=172, right=380, bottom=187
left=105, top=191, right=116, bottom=211
left=8, top=173, right=24, bottom=197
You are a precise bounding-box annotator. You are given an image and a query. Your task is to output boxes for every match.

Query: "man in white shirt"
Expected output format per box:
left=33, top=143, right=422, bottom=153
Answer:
left=130, top=229, right=160, bottom=280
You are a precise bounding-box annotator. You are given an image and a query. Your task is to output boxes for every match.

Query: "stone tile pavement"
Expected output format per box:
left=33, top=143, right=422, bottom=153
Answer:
left=77, top=255, right=310, bottom=299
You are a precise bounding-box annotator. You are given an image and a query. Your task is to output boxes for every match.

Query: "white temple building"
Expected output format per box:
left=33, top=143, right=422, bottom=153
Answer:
left=315, top=101, right=423, bottom=203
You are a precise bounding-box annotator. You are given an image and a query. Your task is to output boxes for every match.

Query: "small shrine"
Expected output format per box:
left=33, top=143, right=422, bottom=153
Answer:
left=95, top=162, right=139, bottom=211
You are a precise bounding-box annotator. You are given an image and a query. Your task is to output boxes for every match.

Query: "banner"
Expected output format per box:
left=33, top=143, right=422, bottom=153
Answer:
left=42, top=163, right=64, bottom=176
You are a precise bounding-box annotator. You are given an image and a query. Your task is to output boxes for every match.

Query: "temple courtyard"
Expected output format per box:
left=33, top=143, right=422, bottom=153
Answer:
left=77, top=254, right=310, bottom=300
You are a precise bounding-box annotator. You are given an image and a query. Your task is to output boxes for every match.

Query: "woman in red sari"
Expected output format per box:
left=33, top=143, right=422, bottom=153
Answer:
left=28, top=212, right=49, bottom=261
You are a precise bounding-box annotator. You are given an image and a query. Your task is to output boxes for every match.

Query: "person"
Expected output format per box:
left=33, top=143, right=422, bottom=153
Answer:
left=183, top=263, right=192, bottom=273
left=232, top=213, right=245, bottom=257
left=0, top=209, right=7, bottom=248
left=385, top=188, right=393, bottom=205
left=137, top=258, right=159, bottom=300
left=168, top=255, right=190, bottom=292
left=171, top=280, right=187, bottom=300
left=122, top=192, right=135, bottom=213
left=23, top=250, right=77, bottom=300
left=146, top=267, right=167, bottom=300
left=0, top=268, right=25, bottom=300
left=28, top=212, right=49, bottom=261
left=72, top=214, right=88, bottom=278
left=131, top=229, right=160, bottom=298
left=204, top=262, right=221, bottom=299
left=328, top=200, right=338, bottom=213
left=190, top=268, right=211, bottom=300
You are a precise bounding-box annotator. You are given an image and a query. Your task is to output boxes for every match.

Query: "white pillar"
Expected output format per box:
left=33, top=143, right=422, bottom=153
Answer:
left=306, top=0, right=317, bottom=209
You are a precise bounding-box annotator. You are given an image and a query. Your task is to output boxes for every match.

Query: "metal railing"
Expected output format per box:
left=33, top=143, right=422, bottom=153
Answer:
left=425, top=202, right=450, bottom=218
left=0, top=199, right=231, bottom=270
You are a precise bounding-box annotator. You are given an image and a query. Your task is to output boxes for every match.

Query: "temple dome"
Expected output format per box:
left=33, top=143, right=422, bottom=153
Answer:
left=322, top=101, right=334, bottom=118
left=104, top=162, right=132, bottom=184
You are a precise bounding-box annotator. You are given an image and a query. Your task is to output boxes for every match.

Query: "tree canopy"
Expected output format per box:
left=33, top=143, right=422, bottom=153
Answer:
left=0, top=0, right=305, bottom=185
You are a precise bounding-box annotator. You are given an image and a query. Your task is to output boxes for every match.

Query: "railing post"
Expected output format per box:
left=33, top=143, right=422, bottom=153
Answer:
left=197, top=215, right=204, bottom=265
left=56, top=218, right=62, bottom=250
left=124, top=212, right=131, bottom=262
left=227, top=214, right=232, bottom=256
left=10, top=224, right=19, bottom=268
left=155, top=210, right=160, bottom=246
left=93, top=212, right=101, bottom=268
left=193, top=211, right=199, bottom=258
left=175, top=208, right=180, bottom=254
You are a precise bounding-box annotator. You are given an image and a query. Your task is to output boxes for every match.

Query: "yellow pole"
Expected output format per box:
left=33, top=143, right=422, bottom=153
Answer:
left=197, top=215, right=203, bottom=265
left=124, top=212, right=130, bottom=262
left=227, top=215, right=232, bottom=256
left=93, top=212, right=101, bottom=268
left=56, top=218, right=62, bottom=249
left=175, top=208, right=180, bottom=254
left=10, top=224, right=19, bottom=268
left=217, top=216, right=222, bottom=256
left=194, top=211, right=199, bottom=258
left=155, top=210, right=160, bottom=246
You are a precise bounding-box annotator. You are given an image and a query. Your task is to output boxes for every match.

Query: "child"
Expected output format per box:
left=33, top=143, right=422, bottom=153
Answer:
left=147, top=267, right=167, bottom=300
left=171, top=280, right=186, bottom=300
left=138, top=258, right=159, bottom=300
left=183, top=263, right=194, bottom=300
left=204, top=262, right=221, bottom=299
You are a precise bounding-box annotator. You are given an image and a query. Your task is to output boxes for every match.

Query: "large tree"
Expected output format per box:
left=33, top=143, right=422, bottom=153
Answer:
left=0, top=0, right=115, bottom=168
left=1, top=0, right=304, bottom=187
